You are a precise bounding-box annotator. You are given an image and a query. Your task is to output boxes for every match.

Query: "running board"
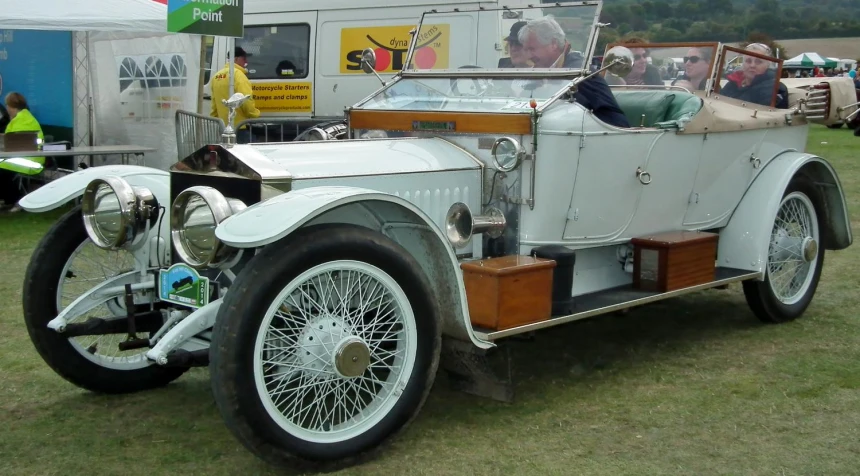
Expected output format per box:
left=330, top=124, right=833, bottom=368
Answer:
left=473, top=267, right=761, bottom=342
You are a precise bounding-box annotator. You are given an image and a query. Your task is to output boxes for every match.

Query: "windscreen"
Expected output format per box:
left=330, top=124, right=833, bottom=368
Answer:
left=603, top=42, right=719, bottom=92
left=715, top=45, right=785, bottom=108
left=403, top=2, right=602, bottom=73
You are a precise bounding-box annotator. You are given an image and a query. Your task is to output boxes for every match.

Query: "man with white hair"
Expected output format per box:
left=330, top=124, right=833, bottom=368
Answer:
left=721, top=42, right=789, bottom=108
left=518, top=16, right=629, bottom=128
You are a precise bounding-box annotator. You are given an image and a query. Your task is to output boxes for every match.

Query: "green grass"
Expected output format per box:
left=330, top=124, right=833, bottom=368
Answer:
left=1, top=125, right=859, bottom=475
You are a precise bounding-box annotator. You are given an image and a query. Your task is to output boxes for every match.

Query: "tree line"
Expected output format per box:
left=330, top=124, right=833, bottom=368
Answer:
left=587, top=0, right=860, bottom=59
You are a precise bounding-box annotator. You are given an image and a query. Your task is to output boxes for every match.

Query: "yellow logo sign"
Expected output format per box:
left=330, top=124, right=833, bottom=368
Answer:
left=340, top=24, right=450, bottom=74
left=251, top=82, right=312, bottom=113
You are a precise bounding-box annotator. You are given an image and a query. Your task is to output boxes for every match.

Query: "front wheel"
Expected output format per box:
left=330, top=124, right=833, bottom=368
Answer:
left=210, top=225, right=441, bottom=470
left=742, top=177, right=826, bottom=323
left=22, top=206, right=187, bottom=393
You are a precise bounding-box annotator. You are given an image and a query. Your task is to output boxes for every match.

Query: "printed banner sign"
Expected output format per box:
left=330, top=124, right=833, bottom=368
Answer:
left=251, top=82, right=313, bottom=113
left=167, top=0, right=244, bottom=37
left=340, top=24, right=450, bottom=74
left=158, top=263, right=210, bottom=308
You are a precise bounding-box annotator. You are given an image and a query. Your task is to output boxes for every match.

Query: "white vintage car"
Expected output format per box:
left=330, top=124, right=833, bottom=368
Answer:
left=16, top=1, right=853, bottom=471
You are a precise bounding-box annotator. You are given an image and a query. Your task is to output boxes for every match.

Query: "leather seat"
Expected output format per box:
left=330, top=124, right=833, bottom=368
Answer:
left=612, top=90, right=703, bottom=129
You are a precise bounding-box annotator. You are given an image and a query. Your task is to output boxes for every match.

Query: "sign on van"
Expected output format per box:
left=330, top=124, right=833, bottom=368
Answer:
left=167, top=0, right=244, bottom=38
left=340, top=24, right=450, bottom=74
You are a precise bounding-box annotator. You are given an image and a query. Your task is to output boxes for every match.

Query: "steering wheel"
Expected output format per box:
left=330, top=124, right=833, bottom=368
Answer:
left=448, top=65, right=493, bottom=97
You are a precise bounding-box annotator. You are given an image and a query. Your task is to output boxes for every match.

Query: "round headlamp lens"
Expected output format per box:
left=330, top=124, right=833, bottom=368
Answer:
left=91, top=182, right=124, bottom=245
left=171, top=186, right=246, bottom=269
left=181, top=195, right=218, bottom=264
left=81, top=176, right=157, bottom=250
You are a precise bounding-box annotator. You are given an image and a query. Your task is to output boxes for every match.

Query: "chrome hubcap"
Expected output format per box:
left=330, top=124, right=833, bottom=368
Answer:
left=801, top=237, right=818, bottom=263
left=333, top=336, right=371, bottom=378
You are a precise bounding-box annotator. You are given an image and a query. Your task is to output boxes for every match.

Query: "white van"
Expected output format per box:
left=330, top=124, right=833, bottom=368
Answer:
left=200, top=0, right=537, bottom=139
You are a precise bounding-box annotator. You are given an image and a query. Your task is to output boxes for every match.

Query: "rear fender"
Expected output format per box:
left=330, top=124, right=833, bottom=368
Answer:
left=19, top=165, right=172, bottom=269
left=717, top=152, right=852, bottom=276
left=215, top=186, right=492, bottom=350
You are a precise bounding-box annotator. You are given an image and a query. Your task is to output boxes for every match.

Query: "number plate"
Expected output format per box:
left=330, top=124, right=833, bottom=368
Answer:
left=158, top=263, right=210, bottom=308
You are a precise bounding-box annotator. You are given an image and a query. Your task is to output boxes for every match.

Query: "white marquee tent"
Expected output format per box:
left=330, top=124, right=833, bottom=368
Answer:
left=0, top=0, right=168, bottom=32
left=0, top=0, right=203, bottom=171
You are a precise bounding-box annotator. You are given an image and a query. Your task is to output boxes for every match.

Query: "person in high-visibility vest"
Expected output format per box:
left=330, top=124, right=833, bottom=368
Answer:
left=210, top=46, right=260, bottom=143
left=1, top=92, right=45, bottom=211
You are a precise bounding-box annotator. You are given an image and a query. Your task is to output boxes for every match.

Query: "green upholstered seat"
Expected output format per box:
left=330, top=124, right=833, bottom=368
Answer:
left=611, top=90, right=703, bottom=129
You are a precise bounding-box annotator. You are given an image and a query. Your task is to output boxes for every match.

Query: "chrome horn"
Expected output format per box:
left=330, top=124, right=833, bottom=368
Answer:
left=445, top=202, right=506, bottom=248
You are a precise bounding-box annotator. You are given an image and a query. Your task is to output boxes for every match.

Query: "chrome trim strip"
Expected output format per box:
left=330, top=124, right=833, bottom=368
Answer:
left=474, top=269, right=761, bottom=341
left=399, top=69, right=585, bottom=79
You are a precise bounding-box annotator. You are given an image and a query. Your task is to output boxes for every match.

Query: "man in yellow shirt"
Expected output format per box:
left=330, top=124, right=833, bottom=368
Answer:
left=210, top=46, right=261, bottom=143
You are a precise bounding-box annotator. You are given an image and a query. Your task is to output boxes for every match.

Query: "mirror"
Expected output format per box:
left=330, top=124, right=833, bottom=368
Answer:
left=360, top=48, right=377, bottom=74
left=491, top=137, right=524, bottom=172
left=603, top=46, right=634, bottom=78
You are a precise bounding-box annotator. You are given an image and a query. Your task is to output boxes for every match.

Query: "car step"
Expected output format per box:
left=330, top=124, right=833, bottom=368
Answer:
left=473, top=267, right=760, bottom=342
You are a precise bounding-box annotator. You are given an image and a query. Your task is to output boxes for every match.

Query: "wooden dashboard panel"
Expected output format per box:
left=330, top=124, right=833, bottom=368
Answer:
left=349, top=110, right=533, bottom=135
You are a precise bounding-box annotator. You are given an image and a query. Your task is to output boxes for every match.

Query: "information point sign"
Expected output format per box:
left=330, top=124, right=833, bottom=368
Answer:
left=167, top=0, right=244, bottom=37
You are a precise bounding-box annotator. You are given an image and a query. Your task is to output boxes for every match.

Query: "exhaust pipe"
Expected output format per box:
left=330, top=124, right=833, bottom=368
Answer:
left=445, top=202, right=506, bottom=248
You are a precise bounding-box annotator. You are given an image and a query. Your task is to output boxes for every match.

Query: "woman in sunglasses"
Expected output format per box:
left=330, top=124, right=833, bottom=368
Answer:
left=621, top=38, right=664, bottom=86
left=719, top=43, right=789, bottom=108
left=672, top=47, right=712, bottom=91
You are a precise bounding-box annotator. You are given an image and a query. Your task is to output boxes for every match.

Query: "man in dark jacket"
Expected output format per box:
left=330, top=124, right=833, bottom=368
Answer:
left=518, top=17, right=630, bottom=128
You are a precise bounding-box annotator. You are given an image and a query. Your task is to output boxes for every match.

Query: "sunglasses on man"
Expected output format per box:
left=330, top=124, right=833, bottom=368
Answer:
left=684, top=56, right=703, bottom=64
left=633, top=53, right=649, bottom=61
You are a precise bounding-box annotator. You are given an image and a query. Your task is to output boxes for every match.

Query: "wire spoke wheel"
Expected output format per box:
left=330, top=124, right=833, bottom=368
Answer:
left=210, top=225, right=440, bottom=468
left=766, top=192, right=820, bottom=305
left=743, top=178, right=826, bottom=324
left=254, top=260, right=417, bottom=443
left=57, top=239, right=147, bottom=370
left=23, top=206, right=187, bottom=393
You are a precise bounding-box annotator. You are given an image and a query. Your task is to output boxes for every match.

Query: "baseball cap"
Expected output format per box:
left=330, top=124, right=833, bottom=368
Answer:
left=505, top=21, right=527, bottom=46
left=234, top=46, right=252, bottom=58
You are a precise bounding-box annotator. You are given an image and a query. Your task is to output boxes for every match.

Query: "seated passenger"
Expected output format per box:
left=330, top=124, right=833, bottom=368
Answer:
left=518, top=17, right=630, bottom=128
left=672, top=47, right=713, bottom=91
left=720, top=43, right=789, bottom=109
left=0, top=92, right=44, bottom=211
left=620, top=38, right=664, bottom=86
left=498, top=21, right=532, bottom=68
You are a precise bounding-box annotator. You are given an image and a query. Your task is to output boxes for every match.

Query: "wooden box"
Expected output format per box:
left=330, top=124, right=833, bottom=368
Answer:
left=631, top=231, right=718, bottom=292
left=460, top=255, right=556, bottom=331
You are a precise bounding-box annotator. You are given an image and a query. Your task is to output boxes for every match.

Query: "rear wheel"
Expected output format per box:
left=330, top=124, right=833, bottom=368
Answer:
left=742, top=177, right=826, bottom=323
left=22, top=206, right=187, bottom=393
left=210, top=225, right=441, bottom=470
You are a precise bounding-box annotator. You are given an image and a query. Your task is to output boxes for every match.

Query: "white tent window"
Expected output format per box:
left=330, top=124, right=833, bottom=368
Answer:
left=1, top=0, right=204, bottom=171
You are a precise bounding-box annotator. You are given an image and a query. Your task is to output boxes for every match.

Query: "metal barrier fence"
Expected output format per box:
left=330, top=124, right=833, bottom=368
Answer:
left=175, top=110, right=225, bottom=160
left=235, top=117, right=346, bottom=143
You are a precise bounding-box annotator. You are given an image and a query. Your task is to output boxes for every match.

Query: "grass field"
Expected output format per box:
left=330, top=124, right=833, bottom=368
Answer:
left=0, top=125, right=858, bottom=475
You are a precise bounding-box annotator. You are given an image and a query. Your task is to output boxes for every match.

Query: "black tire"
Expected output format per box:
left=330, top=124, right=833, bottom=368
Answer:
left=742, top=176, right=826, bottom=323
left=22, top=206, right=187, bottom=393
left=826, top=122, right=844, bottom=129
left=210, top=224, right=442, bottom=471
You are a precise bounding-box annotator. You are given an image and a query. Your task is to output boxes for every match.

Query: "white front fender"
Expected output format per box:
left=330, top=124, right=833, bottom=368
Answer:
left=718, top=152, right=853, bottom=276
left=215, top=185, right=493, bottom=350
left=216, top=186, right=405, bottom=248
left=18, top=165, right=169, bottom=213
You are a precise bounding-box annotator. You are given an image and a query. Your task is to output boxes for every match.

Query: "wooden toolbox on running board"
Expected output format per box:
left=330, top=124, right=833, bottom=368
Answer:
left=630, top=231, right=718, bottom=292
left=461, top=255, right=556, bottom=331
